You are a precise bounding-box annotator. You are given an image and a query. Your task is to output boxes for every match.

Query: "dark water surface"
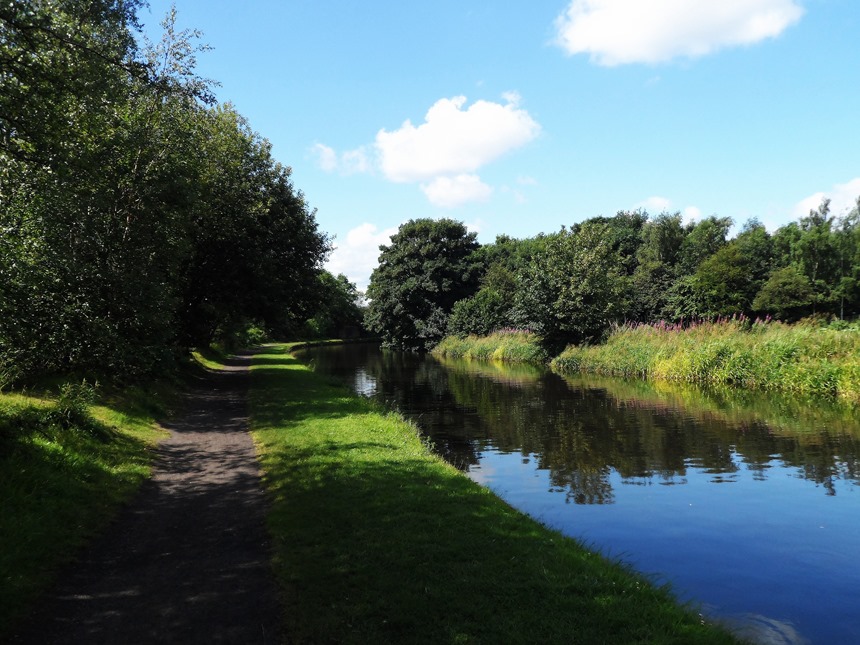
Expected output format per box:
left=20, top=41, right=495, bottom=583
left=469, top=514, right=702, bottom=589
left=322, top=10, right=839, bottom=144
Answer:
left=297, top=344, right=860, bottom=645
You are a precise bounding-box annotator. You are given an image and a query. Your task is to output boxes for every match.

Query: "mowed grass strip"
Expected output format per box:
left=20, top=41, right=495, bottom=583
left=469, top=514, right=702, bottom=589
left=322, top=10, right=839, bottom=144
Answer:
left=250, top=344, right=739, bottom=644
left=0, top=386, right=168, bottom=633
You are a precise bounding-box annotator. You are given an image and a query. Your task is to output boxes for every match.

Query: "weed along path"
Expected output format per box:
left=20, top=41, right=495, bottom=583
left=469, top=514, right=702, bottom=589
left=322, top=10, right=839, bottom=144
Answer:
left=10, top=353, right=281, bottom=644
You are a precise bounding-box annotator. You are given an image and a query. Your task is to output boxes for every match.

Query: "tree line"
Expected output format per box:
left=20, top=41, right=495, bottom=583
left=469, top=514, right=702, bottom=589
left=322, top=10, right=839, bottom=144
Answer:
left=366, top=199, right=860, bottom=350
left=0, top=1, right=364, bottom=384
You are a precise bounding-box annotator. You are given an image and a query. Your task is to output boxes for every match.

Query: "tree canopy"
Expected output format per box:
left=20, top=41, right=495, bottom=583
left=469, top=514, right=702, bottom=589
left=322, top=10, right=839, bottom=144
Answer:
left=365, top=219, right=479, bottom=350
left=0, top=3, right=329, bottom=383
left=373, top=199, right=860, bottom=350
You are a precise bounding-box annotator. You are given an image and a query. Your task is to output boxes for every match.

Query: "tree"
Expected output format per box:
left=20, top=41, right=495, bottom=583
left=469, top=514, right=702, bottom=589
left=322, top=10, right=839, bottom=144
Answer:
left=676, top=215, right=732, bottom=276
left=794, top=199, right=839, bottom=314
left=752, top=265, right=814, bottom=320
left=689, top=242, right=754, bottom=317
left=447, top=235, right=546, bottom=337
left=365, top=219, right=480, bottom=350
left=515, top=222, right=627, bottom=344
left=0, top=4, right=330, bottom=382
left=305, top=272, right=365, bottom=339
left=630, top=212, right=686, bottom=321
left=179, top=105, right=330, bottom=345
left=834, top=199, right=860, bottom=319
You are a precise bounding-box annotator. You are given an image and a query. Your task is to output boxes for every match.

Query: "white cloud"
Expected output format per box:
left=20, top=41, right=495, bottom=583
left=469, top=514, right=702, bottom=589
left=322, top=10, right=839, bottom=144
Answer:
left=517, top=175, right=538, bottom=186
left=683, top=206, right=702, bottom=223
left=311, top=143, right=337, bottom=172
left=637, top=195, right=672, bottom=212
left=794, top=177, right=860, bottom=219
left=554, top=0, right=804, bottom=66
left=325, top=223, right=398, bottom=292
left=421, top=174, right=493, bottom=208
left=311, top=143, right=371, bottom=175
left=635, top=196, right=702, bottom=221
left=375, top=94, right=540, bottom=183
left=341, top=147, right=371, bottom=174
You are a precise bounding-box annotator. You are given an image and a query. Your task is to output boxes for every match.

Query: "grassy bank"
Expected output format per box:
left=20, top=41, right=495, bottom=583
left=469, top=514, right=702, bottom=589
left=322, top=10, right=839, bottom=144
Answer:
left=0, top=382, right=169, bottom=633
left=552, top=320, right=860, bottom=403
left=250, top=344, right=738, bottom=644
left=433, top=329, right=549, bottom=364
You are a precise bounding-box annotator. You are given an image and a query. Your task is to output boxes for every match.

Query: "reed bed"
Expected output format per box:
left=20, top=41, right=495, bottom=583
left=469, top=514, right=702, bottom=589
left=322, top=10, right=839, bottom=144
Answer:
left=433, top=329, right=549, bottom=364
left=552, top=319, right=860, bottom=403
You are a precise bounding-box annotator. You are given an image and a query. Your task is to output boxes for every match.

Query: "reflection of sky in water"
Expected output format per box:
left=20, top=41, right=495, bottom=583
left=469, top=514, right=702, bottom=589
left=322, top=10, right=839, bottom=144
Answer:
left=352, top=368, right=377, bottom=396
left=470, top=446, right=852, bottom=645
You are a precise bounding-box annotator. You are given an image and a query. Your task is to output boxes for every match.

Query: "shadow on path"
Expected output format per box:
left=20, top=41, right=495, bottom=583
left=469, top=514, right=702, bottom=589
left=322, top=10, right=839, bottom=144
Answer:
left=10, top=353, right=281, bottom=644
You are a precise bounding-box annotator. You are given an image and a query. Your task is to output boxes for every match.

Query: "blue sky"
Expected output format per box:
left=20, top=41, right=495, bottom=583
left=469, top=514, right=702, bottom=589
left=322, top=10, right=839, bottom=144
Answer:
left=140, top=1, right=860, bottom=291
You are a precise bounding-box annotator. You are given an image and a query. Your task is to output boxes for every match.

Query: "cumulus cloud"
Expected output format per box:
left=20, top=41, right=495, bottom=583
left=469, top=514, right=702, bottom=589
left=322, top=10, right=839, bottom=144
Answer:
left=421, top=174, right=493, bottom=208
left=314, top=93, right=539, bottom=207
left=794, top=177, right=860, bottom=218
left=375, top=94, right=540, bottom=183
left=554, top=0, right=804, bottom=66
left=325, top=222, right=398, bottom=292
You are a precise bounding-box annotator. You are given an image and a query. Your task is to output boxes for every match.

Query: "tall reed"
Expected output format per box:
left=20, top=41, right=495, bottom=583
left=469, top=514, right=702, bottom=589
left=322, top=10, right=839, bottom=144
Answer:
left=552, top=318, right=860, bottom=403
left=433, top=329, right=549, bottom=364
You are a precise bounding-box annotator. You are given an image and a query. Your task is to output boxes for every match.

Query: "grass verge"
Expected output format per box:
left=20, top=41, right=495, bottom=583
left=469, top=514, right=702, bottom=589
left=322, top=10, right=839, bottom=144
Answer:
left=250, top=344, right=739, bottom=644
left=0, top=382, right=170, bottom=634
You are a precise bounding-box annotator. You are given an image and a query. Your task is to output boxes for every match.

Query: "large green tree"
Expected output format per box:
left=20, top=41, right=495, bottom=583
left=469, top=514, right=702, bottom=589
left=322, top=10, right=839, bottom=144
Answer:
left=515, top=222, right=628, bottom=344
left=0, top=4, right=329, bottom=382
left=365, top=219, right=480, bottom=350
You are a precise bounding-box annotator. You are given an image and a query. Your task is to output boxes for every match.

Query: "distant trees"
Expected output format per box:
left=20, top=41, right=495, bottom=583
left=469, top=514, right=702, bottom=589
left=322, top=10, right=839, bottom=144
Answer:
left=372, top=198, right=860, bottom=350
left=304, top=272, right=365, bottom=339
left=0, top=4, right=329, bottom=383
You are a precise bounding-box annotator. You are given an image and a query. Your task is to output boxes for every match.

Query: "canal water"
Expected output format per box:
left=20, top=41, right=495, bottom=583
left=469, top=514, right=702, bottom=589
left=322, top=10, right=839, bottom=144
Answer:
left=296, top=343, right=860, bottom=645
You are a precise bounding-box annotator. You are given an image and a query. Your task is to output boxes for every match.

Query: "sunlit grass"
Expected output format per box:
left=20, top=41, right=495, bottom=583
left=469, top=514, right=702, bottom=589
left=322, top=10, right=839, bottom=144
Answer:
left=553, top=320, right=860, bottom=404
left=250, top=343, right=738, bottom=643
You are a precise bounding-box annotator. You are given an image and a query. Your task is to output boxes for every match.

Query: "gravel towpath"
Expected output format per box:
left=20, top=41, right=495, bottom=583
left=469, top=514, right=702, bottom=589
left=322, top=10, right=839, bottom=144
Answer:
left=11, top=353, right=281, bottom=644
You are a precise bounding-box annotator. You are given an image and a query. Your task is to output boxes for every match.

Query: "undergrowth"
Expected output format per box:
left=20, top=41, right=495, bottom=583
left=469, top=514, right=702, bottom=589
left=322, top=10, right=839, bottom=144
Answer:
left=552, top=319, right=860, bottom=403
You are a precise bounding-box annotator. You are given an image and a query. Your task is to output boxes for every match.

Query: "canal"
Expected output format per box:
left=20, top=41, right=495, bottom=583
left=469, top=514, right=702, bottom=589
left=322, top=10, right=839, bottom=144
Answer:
left=296, top=343, right=860, bottom=645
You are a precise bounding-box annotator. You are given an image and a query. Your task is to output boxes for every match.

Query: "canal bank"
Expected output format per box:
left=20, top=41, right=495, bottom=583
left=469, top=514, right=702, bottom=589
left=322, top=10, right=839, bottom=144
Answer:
left=249, top=343, right=738, bottom=644
left=297, top=341, right=860, bottom=645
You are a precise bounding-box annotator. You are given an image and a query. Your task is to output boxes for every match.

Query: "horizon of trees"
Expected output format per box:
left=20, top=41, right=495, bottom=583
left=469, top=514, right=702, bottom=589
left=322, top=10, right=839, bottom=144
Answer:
left=365, top=199, right=860, bottom=350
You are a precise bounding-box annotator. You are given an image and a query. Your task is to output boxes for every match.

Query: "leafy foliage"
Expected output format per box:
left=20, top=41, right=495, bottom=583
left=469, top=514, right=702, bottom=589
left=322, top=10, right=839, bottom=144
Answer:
left=0, top=4, right=329, bottom=384
left=365, top=219, right=479, bottom=350
left=304, top=272, right=365, bottom=339
left=515, top=222, right=628, bottom=344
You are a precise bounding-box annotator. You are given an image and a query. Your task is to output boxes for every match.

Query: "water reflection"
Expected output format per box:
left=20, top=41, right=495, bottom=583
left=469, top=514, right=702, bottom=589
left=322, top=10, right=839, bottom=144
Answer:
left=296, top=343, right=860, bottom=644
left=303, top=345, right=859, bottom=502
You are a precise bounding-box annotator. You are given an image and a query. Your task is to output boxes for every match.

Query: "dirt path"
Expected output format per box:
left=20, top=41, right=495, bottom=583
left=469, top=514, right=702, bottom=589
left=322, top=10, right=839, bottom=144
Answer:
left=11, top=354, right=281, bottom=644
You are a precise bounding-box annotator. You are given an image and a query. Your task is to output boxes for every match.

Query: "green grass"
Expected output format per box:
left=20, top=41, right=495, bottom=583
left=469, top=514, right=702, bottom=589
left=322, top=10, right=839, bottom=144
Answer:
left=0, top=383, right=169, bottom=634
left=552, top=320, right=860, bottom=404
left=250, top=344, right=739, bottom=644
left=433, top=330, right=550, bottom=364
